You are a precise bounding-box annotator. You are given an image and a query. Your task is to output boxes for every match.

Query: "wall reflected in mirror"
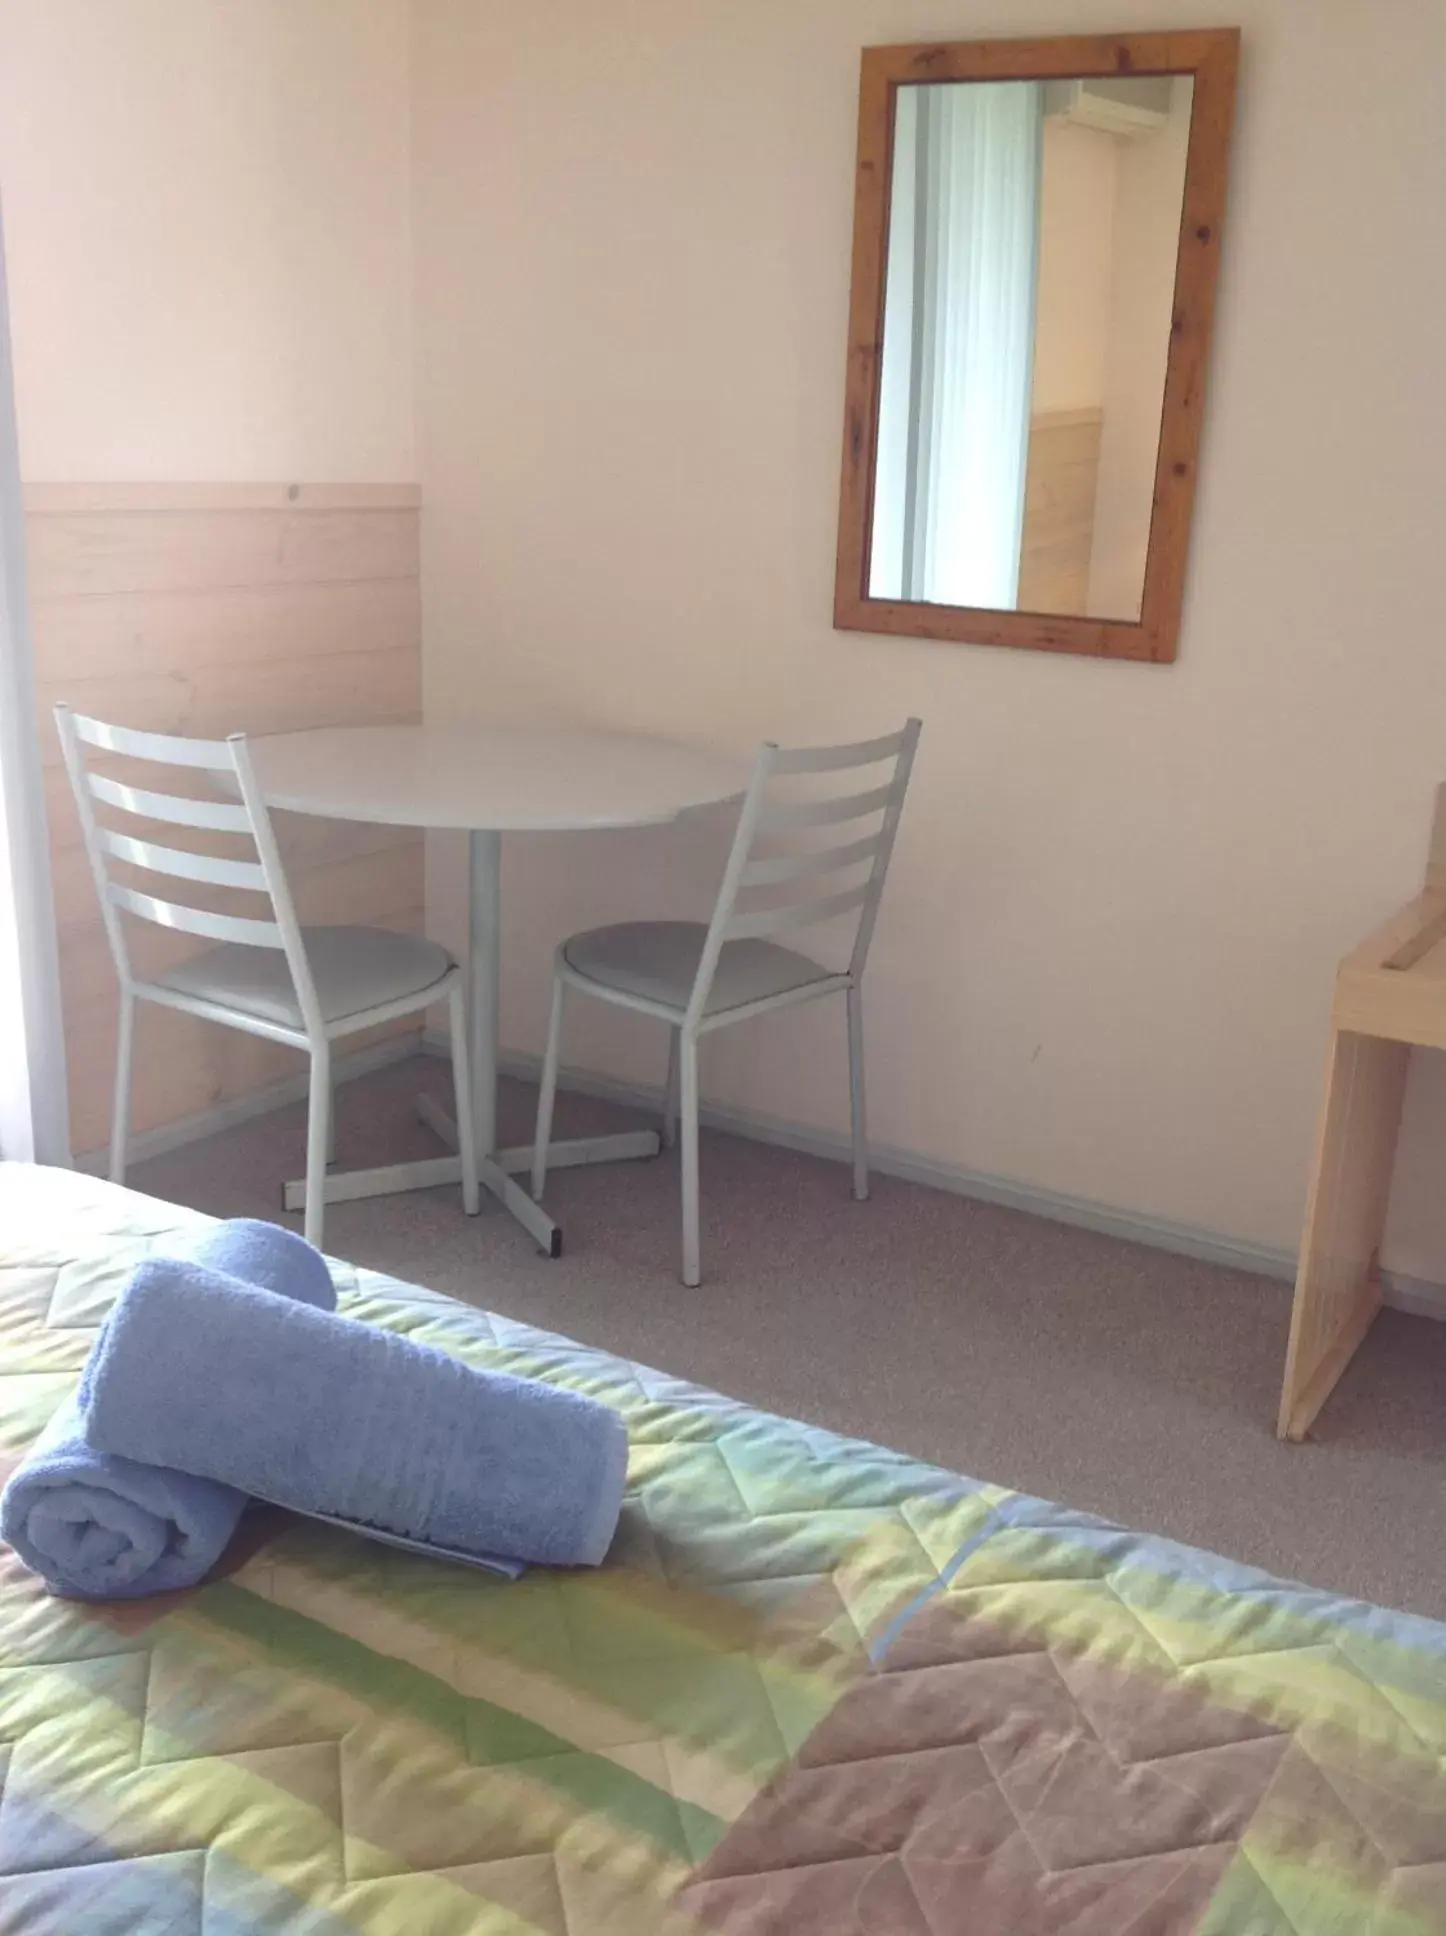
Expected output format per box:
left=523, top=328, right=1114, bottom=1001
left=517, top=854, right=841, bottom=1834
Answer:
left=869, top=73, right=1194, bottom=622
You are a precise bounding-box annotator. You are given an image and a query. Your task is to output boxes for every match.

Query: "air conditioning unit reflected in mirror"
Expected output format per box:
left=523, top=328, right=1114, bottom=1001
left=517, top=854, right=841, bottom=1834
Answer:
left=1042, top=75, right=1174, bottom=138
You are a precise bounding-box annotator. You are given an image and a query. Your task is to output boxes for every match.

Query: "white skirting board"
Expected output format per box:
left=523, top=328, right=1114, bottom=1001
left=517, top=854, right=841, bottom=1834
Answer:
left=67, top=1028, right=1446, bottom=1322
left=420, top=1032, right=1446, bottom=1321
left=71, top=1031, right=422, bottom=1177
left=1378, top=1272, right=1446, bottom=1320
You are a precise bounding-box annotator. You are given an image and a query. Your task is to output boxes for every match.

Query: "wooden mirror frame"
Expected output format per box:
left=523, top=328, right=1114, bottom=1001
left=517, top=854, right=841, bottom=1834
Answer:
left=834, top=29, right=1240, bottom=664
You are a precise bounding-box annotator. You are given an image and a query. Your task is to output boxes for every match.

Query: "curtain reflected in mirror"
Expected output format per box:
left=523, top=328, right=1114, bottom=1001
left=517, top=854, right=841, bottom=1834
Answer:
left=869, top=74, right=1194, bottom=622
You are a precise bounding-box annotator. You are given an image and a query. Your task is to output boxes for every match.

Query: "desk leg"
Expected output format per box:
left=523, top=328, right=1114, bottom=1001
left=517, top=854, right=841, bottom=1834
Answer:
left=1278, top=1030, right=1409, bottom=1441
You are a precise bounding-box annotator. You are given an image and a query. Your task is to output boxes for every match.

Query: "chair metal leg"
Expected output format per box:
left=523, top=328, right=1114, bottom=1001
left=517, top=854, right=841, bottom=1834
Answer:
left=303, top=1043, right=332, bottom=1250
left=679, top=1032, right=701, bottom=1286
left=846, top=984, right=869, bottom=1202
left=326, top=1073, right=337, bottom=1165
left=109, top=989, right=135, bottom=1185
left=662, top=1027, right=679, bottom=1150
left=531, top=978, right=566, bottom=1200
left=447, top=983, right=482, bottom=1216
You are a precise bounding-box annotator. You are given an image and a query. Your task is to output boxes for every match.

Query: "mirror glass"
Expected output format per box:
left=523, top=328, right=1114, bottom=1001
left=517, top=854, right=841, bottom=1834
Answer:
left=869, top=74, right=1194, bottom=622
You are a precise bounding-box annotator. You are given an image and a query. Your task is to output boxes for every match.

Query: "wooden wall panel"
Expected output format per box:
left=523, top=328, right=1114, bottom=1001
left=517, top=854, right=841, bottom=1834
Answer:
left=35, top=576, right=418, bottom=687
left=27, top=483, right=424, bottom=1159
left=25, top=505, right=420, bottom=599
left=1019, top=408, right=1104, bottom=618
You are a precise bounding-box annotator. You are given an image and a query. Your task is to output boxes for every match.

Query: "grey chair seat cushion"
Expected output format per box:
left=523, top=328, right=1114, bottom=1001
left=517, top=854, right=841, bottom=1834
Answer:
left=562, top=920, right=831, bottom=1016
left=156, top=926, right=454, bottom=1030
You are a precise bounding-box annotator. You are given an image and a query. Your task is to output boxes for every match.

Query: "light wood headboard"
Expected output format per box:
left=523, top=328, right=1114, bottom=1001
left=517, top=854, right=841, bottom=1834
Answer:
left=27, top=482, right=424, bottom=1158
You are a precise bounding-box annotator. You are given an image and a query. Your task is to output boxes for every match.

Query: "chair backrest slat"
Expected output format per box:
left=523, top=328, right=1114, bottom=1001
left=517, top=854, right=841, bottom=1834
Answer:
left=682, top=718, right=921, bottom=1028
left=726, top=881, right=870, bottom=942
left=768, top=726, right=910, bottom=776
left=739, top=829, right=883, bottom=888
left=70, top=713, right=238, bottom=770
left=757, top=780, right=894, bottom=834
left=54, top=703, right=323, bottom=1033
left=108, top=884, right=284, bottom=949
left=87, top=771, right=253, bottom=833
left=97, top=828, right=270, bottom=892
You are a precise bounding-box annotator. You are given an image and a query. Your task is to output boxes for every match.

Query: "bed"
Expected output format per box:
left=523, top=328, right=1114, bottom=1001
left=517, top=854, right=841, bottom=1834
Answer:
left=1, top=1167, right=1443, bottom=1935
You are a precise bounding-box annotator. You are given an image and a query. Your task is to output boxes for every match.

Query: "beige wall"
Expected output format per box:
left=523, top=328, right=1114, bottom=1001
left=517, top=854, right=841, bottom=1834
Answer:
left=1087, top=77, right=1194, bottom=622
left=0, top=0, right=415, bottom=482
left=1033, top=87, right=1195, bottom=623
left=412, top=0, right=1446, bottom=1277
left=1031, top=121, right=1115, bottom=417
left=1025, top=117, right=1115, bottom=619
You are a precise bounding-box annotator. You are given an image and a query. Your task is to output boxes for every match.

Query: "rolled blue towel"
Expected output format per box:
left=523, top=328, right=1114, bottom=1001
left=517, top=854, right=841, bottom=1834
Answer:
left=80, top=1264, right=628, bottom=1568
left=0, top=1221, right=335, bottom=1600
left=161, top=1218, right=337, bottom=1308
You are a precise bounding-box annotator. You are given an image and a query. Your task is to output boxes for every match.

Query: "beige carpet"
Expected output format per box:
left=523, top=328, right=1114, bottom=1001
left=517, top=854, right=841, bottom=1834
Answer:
left=129, top=1053, right=1446, bottom=1623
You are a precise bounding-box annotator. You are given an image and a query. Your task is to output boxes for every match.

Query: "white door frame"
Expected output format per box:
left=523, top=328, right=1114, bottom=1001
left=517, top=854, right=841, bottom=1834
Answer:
left=0, top=199, right=69, bottom=1165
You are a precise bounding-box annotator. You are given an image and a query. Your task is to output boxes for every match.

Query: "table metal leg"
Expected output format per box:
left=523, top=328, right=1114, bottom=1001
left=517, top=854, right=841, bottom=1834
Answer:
left=417, top=1093, right=661, bottom=1174
left=284, top=826, right=657, bottom=1253
left=283, top=1151, right=564, bottom=1255
left=468, top=829, right=499, bottom=1159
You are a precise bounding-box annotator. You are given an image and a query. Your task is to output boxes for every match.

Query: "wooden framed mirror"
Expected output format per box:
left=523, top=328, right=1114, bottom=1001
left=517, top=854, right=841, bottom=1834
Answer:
left=834, top=30, right=1239, bottom=663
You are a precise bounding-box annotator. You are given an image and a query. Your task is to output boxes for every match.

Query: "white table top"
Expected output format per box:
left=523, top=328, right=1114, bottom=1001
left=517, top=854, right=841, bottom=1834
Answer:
left=248, top=724, right=752, bottom=832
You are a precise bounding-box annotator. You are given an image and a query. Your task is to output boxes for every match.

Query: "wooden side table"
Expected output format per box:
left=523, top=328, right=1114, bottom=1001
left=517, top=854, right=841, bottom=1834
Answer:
left=1279, top=788, right=1446, bottom=1439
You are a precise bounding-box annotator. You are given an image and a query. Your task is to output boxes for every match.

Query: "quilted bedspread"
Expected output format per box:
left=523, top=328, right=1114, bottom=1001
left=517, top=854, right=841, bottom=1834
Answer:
left=1, top=1169, right=1445, bottom=1934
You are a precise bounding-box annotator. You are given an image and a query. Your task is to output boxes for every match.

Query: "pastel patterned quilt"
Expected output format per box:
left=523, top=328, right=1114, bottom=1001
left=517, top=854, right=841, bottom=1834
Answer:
left=0, top=1167, right=1444, bottom=1934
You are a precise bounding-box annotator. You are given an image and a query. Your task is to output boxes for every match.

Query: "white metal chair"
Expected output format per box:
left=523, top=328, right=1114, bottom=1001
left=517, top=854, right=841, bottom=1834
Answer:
left=531, top=719, right=921, bottom=1284
left=55, top=705, right=480, bottom=1249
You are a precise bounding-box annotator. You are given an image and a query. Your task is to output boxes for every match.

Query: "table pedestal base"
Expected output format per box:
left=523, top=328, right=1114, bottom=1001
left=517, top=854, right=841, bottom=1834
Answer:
left=281, top=1095, right=662, bottom=1257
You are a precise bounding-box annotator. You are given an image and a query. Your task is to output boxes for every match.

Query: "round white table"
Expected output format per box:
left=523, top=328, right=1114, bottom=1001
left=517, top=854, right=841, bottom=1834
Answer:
left=248, top=724, right=751, bottom=1254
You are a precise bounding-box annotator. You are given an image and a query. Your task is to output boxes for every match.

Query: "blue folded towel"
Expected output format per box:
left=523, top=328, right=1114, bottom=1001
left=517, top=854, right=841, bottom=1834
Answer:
left=0, top=1221, right=335, bottom=1600
left=80, top=1264, right=628, bottom=1568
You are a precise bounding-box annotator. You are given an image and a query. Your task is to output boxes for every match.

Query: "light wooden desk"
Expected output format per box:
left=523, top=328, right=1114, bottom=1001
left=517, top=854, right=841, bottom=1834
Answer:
left=1279, top=786, right=1446, bottom=1439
